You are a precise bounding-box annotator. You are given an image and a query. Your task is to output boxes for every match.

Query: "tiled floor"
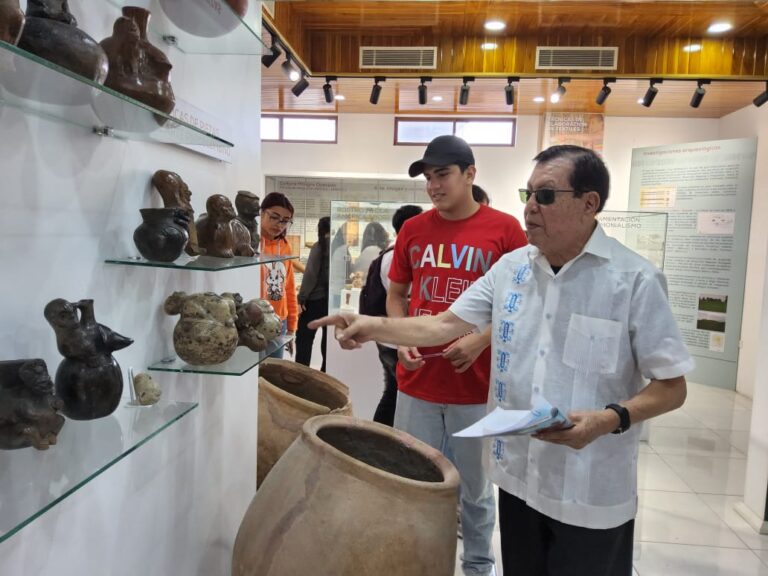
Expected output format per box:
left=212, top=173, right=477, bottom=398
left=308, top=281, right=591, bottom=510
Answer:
left=454, top=383, right=768, bottom=576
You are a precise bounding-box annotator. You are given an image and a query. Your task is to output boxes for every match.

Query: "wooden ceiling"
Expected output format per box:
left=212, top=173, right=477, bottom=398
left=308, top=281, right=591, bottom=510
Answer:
left=262, top=1, right=768, bottom=117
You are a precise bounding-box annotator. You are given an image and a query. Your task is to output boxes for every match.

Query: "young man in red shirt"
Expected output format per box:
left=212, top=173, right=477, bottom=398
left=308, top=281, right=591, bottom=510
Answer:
left=388, top=135, right=527, bottom=576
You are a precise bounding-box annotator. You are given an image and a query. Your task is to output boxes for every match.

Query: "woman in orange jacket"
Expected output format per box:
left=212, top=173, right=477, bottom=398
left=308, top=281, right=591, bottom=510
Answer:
left=260, top=192, right=298, bottom=358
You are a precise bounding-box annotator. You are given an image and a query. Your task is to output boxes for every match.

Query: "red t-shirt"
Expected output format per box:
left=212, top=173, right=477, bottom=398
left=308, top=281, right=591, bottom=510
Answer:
left=388, top=205, right=527, bottom=404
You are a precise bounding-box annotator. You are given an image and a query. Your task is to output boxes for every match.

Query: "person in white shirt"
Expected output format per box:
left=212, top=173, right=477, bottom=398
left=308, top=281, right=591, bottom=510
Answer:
left=310, top=145, right=692, bottom=576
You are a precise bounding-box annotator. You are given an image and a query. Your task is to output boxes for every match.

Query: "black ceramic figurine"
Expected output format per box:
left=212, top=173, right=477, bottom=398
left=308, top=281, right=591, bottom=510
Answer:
left=235, top=191, right=260, bottom=255
left=0, top=359, right=65, bottom=450
left=44, top=299, right=133, bottom=420
left=133, top=207, right=190, bottom=262
left=17, top=0, right=108, bottom=83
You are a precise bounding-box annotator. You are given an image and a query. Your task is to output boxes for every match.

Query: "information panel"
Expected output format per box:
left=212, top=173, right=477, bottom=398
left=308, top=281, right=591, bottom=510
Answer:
left=628, top=138, right=757, bottom=389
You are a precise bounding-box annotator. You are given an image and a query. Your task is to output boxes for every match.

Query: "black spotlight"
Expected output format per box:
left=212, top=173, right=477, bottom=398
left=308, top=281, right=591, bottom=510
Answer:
left=596, top=77, right=616, bottom=106
left=370, top=76, right=385, bottom=105
left=418, top=77, right=431, bottom=105
left=690, top=79, right=711, bottom=108
left=323, top=76, right=337, bottom=104
left=459, top=76, right=474, bottom=106
left=504, top=77, right=518, bottom=106
left=291, top=76, right=310, bottom=98
left=281, top=55, right=298, bottom=80
left=753, top=81, right=768, bottom=107
left=261, top=39, right=282, bottom=68
left=642, top=78, right=663, bottom=107
left=550, top=77, right=570, bottom=103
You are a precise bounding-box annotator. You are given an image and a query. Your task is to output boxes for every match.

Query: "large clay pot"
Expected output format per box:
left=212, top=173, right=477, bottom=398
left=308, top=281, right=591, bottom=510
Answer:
left=159, top=0, right=248, bottom=38
left=0, top=0, right=24, bottom=45
left=234, top=415, right=460, bottom=576
left=100, top=7, right=175, bottom=116
left=133, top=208, right=189, bottom=262
left=17, top=1, right=108, bottom=84
left=257, top=359, right=353, bottom=486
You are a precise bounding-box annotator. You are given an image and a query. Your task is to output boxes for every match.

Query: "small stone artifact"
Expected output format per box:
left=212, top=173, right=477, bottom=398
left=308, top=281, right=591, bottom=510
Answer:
left=0, top=359, right=65, bottom=450
left=100, top=7, right=175, bottom=115
left=0, top=0, right=24, bottom=45
left=234, top=191, right=260, bottom=255
left=234, top=415, right=459, bottom=575
left=18, top=0, right=108, bottom=83
left=133, top=207, right=189, bottom=262
left=196, top=195, right=254, bottom=258
left=164, top=291, right=239, bottom=365
left=152, top=169, right=200, bottom=256
left=222, top=294, right=281, bottom=352
left=44, top=299, right=133, bottom=420
left=257, top=359, right=353, bottom=486
left=132, top=372, right=161, bottom=406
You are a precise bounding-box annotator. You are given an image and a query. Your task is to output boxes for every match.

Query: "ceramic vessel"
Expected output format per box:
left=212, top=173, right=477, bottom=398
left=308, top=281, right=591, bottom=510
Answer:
left=234, top=191, right=260, bottom=255
left=44, top=299, right=133, bottom=420
left=164, top=291, right=239, bottom=365
left=196, top=194, right=254, bottom=258
left=158, top=0, right=248, bottom=38
left=152, top=169, right=200, bottom=256
left=17, top=0, right=108, bottom=83
left=133, top=207, right=189, bottom=262
left=0, top=359, right=65, bottom=450
left=234, top=415, right=459, bottom=576
left=257, top=359, right=353, bottom=486
left=0, top=0, right=24, bottom=45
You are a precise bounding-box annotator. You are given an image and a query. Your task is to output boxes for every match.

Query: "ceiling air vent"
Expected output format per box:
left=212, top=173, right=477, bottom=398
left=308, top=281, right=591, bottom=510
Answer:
left=536, top=47, right=618, bottom=70
left=360, top=47, right=437, bottom=69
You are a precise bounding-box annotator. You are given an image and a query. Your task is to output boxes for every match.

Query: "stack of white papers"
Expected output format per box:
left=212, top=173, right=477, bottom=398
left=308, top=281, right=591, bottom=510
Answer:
left=454, top=395, right=573, bottom=438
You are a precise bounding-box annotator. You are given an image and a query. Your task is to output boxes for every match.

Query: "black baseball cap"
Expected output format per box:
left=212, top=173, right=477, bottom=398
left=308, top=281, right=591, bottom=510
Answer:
left=408, top=135, right=475, bottom=177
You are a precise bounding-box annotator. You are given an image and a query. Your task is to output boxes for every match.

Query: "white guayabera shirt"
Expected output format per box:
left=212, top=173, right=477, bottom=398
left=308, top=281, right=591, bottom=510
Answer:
left=450, top=224, right=694, bottom=529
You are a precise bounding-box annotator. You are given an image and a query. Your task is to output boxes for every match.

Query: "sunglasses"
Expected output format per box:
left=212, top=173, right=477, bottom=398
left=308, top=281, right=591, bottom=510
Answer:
left=518, top=188, right=576, bottom=205
left=265, top=210, right=293, bottom=227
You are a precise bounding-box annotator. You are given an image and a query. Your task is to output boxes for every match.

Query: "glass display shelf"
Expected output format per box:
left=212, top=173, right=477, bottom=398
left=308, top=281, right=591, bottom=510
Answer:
left=105, top=253, right=296, bottom=272
left=148, top=335, right=293, bottom=376
left=0, top=401, right=197, bottom=544
left=104, top=0, right=268, bottom=55
left=0, top=41, right=234, bottom=147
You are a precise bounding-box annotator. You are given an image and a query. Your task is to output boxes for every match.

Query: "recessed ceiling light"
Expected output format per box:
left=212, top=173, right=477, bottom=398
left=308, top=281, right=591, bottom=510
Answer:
left=481, top=42, right=498, bottom=51
left=334, top=94, right=345, bottom=101
left=533, top=96, right=545, bottom=103
left=432, top=95, right=443, bottom=102
left=484, top=20, right=505, bottom=31
left=707, top=22, right=732, bottom=33
left=683, top=44, right=702, bottom=53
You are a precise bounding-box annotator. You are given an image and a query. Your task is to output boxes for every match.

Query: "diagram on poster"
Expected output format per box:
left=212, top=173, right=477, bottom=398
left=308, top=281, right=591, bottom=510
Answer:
left=697, top=211, right=735, bottom=235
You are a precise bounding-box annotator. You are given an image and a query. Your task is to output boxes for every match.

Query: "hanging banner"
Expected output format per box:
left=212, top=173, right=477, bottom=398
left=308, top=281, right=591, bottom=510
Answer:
left=628, top=138, right=757, bottom=389
left=540, top=112, right=604, bottom=154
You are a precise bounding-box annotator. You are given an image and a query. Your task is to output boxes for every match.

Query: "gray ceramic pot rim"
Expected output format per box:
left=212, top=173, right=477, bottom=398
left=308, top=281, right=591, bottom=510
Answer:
left=260, top=358, right=350, bottom=394
left=301, top=414, right=460, bottom=495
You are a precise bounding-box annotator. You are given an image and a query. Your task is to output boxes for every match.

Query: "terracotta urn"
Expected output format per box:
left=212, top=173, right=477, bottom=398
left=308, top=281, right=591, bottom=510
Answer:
left=17, top=0, right=108, bottom=83
left=164, top=291, right=239, bottom=365
left=0, top=359, right=65, bottom=450
left=0, top=0, right=24, bottom=45
left=234, top=415, right=460, bottom=576
left=44, top=299, right=133, bottom=420
left=257, top=359, right=353, bottom=486
left=133, top=207, right=189, bottom=262
left=100, top=6, right=175, bottom=116
left=158, top=0, right=248, bottom=38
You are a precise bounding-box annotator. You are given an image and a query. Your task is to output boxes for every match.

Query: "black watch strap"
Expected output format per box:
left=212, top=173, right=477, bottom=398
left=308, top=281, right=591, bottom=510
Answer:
left=605, top=403, right=630, bottom=434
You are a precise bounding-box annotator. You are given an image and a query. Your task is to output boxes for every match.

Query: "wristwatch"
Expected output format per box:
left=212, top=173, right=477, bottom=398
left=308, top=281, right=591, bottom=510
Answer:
left=605, top=403, right=631, bottom=435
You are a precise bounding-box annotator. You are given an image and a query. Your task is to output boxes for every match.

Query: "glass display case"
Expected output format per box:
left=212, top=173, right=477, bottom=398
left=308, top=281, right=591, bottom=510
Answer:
left=329, top=200, right=432, bottom=313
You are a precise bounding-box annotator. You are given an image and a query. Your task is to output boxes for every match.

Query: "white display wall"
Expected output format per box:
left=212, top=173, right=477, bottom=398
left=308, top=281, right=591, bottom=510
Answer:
left=0, top=1, right=264, bottom=574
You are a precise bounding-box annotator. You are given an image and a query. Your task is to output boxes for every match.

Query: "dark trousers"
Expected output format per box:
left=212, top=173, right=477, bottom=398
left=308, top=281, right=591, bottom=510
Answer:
left=295, top=298, right=328, bottom=372
left=372, top=344, right=398, bottom=426
left=499, top=489, right=634, bottom=576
